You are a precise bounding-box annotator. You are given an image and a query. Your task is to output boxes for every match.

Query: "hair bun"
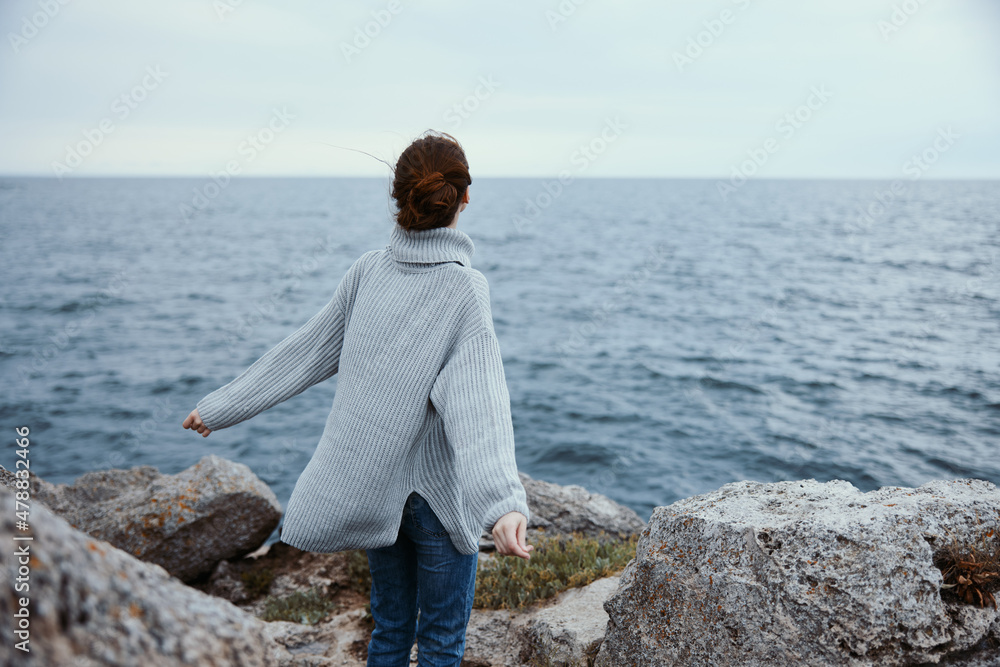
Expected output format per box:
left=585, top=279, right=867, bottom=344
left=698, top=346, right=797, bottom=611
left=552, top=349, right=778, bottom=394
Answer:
left=415, top=171, right=447, bottom=193
left=408, top=170, right=456, bottom=213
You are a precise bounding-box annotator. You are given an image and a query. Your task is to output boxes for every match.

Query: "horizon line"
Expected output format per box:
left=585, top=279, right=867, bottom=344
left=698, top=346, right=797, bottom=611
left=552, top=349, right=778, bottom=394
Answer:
left=1, top=174, right=998, bottom=182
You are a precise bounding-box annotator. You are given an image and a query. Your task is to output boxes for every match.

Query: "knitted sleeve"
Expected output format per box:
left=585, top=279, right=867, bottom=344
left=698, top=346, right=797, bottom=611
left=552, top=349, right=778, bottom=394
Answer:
left=195, top=258, right=360, bottom=432
left=429, top=327, right=531, bottom=532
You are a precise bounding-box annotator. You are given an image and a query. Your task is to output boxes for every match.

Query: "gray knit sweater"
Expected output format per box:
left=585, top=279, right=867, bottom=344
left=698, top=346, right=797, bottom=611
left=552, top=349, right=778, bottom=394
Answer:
left=196, top=224, right=530, bottom=555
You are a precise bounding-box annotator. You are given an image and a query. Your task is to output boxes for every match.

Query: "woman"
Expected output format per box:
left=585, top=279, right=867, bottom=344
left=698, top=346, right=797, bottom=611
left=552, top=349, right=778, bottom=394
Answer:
left=182, top=129, right=532, bottom=666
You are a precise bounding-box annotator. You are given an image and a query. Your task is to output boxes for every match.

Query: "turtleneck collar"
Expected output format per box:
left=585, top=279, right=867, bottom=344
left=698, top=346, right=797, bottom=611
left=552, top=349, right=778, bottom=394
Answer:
left=388, top=224, right=475, bottom=268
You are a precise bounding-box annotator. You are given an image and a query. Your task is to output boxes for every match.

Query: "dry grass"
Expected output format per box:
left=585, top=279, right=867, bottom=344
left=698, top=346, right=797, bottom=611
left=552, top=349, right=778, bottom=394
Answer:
left=931, top=524, right=999, bottom=610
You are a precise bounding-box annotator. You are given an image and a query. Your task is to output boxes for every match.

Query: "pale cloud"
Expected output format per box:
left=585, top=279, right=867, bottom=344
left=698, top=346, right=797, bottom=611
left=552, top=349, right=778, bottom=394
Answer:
left=0, top=0, right=997, bottom=178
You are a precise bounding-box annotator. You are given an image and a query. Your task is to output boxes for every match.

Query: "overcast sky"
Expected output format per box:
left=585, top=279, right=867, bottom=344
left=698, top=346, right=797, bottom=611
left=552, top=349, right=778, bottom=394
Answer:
left=1, top=0, right=998, bottom=178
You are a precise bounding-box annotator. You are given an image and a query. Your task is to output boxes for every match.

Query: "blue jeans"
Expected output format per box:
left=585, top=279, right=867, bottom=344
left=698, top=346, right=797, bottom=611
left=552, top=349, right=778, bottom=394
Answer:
left=366, top=491, right=479, bottom=667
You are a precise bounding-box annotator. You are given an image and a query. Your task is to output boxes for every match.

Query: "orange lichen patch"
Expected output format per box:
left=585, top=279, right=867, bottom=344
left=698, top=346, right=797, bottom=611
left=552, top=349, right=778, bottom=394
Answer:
left=118, top=571, right=128, bottom=579
left=176, top=496, right=196, bottom=512
left=128, top=602, right=144, bottom=618
left=885, top=503, right=897, bottom=507
left=86, top=540, right=106, bottom=555
left=140, top=512, right=169, bottom=529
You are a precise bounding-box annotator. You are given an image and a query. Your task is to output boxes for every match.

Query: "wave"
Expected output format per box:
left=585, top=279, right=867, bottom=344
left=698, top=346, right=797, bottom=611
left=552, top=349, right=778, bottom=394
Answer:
left=683, top=375, right=765, bottom=395
left=563, top=410, right=645, bottom=425
left=50, top=295, right=131, bottom=314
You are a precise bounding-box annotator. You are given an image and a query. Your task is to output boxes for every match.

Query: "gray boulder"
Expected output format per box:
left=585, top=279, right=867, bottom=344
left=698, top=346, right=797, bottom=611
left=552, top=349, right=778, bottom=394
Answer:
left=28, top=454, right=282, bottom=583
left=0, top=463, right=17, bottom=490
left=0, top=486, right=287, bottom=667
left=596, top=478, right=1000, bottom=667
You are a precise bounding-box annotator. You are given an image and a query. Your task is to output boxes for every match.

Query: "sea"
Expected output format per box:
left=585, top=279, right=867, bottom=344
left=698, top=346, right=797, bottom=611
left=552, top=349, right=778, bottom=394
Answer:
left=1, top=177, right=997, bottom=544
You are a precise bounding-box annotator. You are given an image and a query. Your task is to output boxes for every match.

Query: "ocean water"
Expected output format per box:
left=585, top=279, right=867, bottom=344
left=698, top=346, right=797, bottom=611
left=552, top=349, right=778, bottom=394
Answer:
left=1, top=177, right=997, bottom=542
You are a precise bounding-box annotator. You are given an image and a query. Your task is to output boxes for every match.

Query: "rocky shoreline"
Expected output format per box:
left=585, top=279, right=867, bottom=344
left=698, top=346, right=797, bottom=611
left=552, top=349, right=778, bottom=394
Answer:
left=1, top=455, right=997, bottom=666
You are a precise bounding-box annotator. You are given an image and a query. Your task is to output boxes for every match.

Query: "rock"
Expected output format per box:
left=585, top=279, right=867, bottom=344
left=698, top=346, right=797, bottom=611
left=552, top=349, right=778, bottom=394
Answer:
left=479, top=471, right=647, bottom=550
left=464, top=575, right=621, bottom=667
left=0, top=463, right=17, bottom=490
left=596, top=478, right=1000, bottom=667
left=28, top=454, right=282, bottom=583
left=0, top=486, right=289, bottom=667
left=263, top=608, right=374, bottom=667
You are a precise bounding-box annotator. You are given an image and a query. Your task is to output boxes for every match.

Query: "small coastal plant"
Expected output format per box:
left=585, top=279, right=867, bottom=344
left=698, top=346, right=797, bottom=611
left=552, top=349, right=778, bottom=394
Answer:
left=932, top=525, right=999, bottom=610
left=332, top=533, right=638, bottom=613
left=346, top=549, right=372, bottom=596
left=240, top=567, right=275, bottom=599
left=474, top=530, right=639, bottom=610
left=260, top=587, right=338, bottom=625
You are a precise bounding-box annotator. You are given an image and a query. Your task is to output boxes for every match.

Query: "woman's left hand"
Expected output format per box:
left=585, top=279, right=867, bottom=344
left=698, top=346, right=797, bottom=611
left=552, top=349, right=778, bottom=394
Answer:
left=182, top=409, right=212, bottom=437
left=492, top=511, right=533, bottom=559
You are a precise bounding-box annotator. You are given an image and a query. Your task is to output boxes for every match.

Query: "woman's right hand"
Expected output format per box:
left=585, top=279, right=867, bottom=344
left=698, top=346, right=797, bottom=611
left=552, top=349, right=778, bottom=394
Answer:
left=492, top=511, right=533, bottom=559
left=182, top=409, right=212, bottom=437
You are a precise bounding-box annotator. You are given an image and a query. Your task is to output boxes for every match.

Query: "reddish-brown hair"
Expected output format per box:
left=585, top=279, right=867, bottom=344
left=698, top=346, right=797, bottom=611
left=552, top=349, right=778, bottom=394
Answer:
left=391, top=130, right=472, bottom=232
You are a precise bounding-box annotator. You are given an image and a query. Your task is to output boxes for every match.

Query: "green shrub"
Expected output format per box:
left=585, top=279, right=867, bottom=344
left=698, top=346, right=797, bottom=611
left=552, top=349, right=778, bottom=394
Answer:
left=260, top=587, right=337, bottom=625
left=240, top=567, right=275, bottom=599
left=474, top=531, right=638, bottom=610
left=346, top=549, right=372, bottom=596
